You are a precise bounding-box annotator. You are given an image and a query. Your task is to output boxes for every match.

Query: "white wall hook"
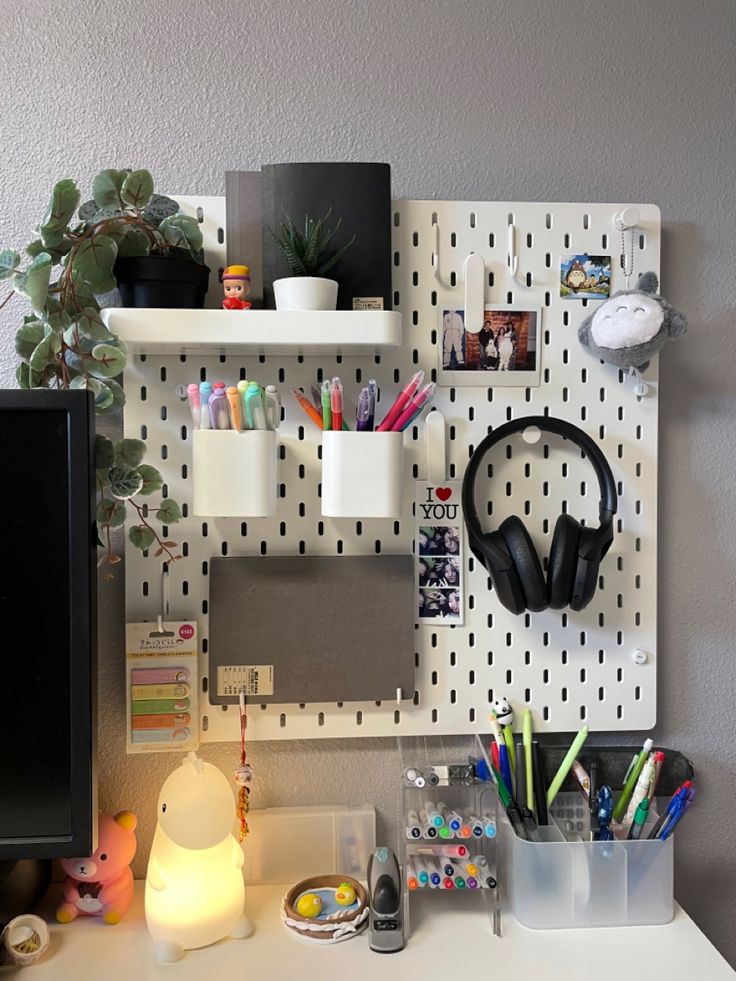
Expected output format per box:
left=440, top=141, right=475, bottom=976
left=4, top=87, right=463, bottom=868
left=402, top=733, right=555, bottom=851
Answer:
left=426, top=410, right=447, bottom=485
left=432, top=219, right=441, bottom=280
left=156, top=562, right=170, bottom=634
left=613, top=206, right=640, bottom=231
left=463, top=253, right=485, bottom=333
left=508, top=223, right=522, bottom=283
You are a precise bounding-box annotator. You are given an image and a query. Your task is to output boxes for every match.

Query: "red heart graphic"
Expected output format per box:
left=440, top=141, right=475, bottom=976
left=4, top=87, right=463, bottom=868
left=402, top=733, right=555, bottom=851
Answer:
left=435, top=487, right=452, bottom=502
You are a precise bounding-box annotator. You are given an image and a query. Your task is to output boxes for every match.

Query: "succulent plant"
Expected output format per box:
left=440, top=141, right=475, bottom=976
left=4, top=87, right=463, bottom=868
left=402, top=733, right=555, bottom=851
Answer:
left=274, top=208, right=355, bottom=278
left=1, top=169, right=193, bottom=573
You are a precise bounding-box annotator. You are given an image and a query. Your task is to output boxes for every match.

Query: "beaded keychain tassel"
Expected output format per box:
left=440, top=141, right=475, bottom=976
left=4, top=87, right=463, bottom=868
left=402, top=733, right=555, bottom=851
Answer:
left=234, top=690, right=253, bottom=842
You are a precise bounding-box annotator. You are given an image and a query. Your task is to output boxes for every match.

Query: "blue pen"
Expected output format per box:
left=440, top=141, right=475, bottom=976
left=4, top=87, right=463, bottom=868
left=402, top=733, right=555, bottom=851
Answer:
left=648, top=782, right=691, bottom=839
left=659, top=786, right=695, bottom=841
left=499, top=743, right=513, bottom=798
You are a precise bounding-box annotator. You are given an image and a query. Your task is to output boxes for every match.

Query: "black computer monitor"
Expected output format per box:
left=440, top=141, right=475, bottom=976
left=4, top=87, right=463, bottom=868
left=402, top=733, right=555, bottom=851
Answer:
left=0, top=389, right=97, bottom=860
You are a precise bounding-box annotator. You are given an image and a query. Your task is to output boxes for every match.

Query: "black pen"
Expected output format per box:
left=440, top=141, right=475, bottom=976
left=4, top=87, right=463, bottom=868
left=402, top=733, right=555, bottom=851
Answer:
left=532, top=740, right=548, bottom=825
left=520, top=805, right=540, bottom=842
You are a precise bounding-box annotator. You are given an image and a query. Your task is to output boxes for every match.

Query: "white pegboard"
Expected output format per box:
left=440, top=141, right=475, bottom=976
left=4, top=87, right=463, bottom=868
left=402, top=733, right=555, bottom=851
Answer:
left=123, top=196, right=660, bottom=740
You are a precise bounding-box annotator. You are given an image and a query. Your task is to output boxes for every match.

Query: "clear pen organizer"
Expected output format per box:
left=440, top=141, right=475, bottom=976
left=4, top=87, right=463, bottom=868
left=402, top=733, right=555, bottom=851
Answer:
left=499, top=792, right=674, bottom=929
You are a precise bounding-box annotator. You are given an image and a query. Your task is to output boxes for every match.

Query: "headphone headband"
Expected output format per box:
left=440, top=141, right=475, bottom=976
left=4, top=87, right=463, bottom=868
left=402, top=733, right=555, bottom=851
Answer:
left=462, top=416, right=617, bottom=542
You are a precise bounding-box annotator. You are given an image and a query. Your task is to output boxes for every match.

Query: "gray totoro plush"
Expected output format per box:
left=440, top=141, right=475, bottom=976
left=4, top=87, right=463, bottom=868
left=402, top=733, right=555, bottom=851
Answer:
left=577, top=271, right=687, bottom=371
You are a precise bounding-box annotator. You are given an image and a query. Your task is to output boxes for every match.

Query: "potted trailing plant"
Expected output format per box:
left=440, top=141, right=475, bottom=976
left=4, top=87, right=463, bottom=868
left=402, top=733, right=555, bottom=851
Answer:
left=273, top=209, right=355, bottom=311
left=1, top=171, right=186, bottom=574
left=14, top=168, right=208, bottom=310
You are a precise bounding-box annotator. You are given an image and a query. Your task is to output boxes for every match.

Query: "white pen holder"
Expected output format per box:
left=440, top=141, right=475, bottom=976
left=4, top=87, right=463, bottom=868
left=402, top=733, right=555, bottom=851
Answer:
left=321, top=431, right=404, bottom=518
left=192, top=429, right=277, bottom=517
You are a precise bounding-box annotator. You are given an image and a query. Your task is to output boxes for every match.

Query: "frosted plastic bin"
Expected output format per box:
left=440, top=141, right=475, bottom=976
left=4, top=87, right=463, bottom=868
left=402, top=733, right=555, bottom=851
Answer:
left=499, top=792, right=673, bottom=929
left=243, top=805, right=375, bottom=884
left=192, top=429, right=277, bottom=517
left=321, top=431, right=404, bottom=517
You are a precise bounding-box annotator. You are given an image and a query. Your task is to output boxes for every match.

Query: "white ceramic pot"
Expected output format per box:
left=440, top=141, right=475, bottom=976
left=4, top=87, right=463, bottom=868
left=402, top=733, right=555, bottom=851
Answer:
left=272, top=276, right=338, bottom=311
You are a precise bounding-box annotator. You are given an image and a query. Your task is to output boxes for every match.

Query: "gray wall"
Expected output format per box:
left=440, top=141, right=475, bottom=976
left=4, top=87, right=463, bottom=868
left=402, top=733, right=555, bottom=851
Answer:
left=2, top=0, right=735, bottom=966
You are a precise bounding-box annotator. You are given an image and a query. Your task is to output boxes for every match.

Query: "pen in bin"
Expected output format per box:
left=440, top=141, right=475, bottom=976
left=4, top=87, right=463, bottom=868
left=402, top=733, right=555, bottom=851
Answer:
left=186, top=384, right=200, bottom=428
left=321, top=380, right=332, bottom=431
left=356, top=387, right=372, bottom=431
left=264, top=385, right=281, bottom=431
left=208, top=388, right=229, bottom=430
left=367, top=379, right=378, bottom=430
left=226, top=387, right=242, bottom=431
left=330, top=377, right=343, bottom=431
left=199, top=381, right=212, bottom=429
left=376, top=370, right=424, bottom=431
left=291, top=389, right=324, bottom=429
left=393, top=382, right=436, bottom=432
left=244, top=381, right=267, bottom=430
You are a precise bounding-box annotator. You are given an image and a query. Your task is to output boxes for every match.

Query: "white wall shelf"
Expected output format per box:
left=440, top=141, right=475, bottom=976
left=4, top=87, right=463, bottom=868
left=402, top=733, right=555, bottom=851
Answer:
left=102, top=308, right=402, bottom=356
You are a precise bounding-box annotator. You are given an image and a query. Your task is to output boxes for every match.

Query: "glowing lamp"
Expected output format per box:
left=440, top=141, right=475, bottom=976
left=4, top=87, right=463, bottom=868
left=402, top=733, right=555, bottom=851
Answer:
left=145, top=752, right=251, bottom=962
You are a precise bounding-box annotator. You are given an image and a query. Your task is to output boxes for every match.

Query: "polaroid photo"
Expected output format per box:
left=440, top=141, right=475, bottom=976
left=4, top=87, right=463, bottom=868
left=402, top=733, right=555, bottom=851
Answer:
left=560, top=254, right=612, bottom=299
left=438, top=305, right=541, bottom=387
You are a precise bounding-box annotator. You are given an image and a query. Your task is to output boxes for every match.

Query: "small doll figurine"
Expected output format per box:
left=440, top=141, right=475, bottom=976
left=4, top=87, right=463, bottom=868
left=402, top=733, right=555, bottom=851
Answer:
left=222, top=264, right=252, bottom=310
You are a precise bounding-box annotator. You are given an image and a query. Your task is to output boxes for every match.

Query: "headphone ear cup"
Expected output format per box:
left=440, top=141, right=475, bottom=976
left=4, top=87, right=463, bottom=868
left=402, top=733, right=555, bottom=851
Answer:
left=499, top=516, right=547, bottom=613
left=570, top=526, right=601, bottom=612
left=547, top=514, right=581, bottom=610
left=474, top=530, right=527, bottom=617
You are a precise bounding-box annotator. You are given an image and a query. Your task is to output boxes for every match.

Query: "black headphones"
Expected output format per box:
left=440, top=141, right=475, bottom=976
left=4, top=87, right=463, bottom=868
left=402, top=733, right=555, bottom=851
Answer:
left=462, top=416, right=617, bottom=615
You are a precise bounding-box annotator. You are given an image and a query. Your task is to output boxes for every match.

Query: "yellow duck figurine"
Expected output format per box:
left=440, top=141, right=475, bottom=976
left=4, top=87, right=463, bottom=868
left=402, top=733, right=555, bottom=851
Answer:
left=296, top=893, right=323, bottom=918
left=334, top=882, right=356, bottom=907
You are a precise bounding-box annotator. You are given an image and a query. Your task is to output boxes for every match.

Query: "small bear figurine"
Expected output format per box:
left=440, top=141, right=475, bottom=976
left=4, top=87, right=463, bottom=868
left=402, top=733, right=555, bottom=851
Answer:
left=577, top=271, right=687, bottom=372
left=57, top=811, right=137, bottom=925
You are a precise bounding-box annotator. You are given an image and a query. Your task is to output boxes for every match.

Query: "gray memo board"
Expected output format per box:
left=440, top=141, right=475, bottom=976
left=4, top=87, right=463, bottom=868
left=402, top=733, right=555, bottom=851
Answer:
left=209, top=556, right=416, bottom=705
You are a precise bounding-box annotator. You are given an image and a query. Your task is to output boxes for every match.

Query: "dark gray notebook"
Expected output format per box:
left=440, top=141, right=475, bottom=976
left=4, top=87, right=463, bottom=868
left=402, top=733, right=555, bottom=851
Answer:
left=225, top=170, right=263, bottom=307
left=209, top=556, right=415, bottom=705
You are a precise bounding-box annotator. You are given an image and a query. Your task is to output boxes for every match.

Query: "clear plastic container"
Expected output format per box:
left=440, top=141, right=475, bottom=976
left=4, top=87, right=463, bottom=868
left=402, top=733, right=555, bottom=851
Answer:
left=499, top=791, right=674, bottom=929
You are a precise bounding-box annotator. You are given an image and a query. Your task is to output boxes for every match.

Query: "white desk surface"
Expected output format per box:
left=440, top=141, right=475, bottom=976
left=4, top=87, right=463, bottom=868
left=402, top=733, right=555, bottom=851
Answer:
left=7, top=882, right=734, bottom=980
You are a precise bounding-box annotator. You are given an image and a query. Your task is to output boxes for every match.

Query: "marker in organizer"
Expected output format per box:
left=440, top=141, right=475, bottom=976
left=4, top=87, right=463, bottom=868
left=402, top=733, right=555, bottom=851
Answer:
left=466, top=876, right=478, bottom=890
left=416, top=861, right=429, bottom=887
left=426, top=858, right=441, bottom=888
left=442, top=862, right=454, bottom=877
left=461, top=859, right=479, bottom=877
left=469, top=816, right=485, bottom=838
left=413, top=843, right=468, bottom=858
left=442, top=877, right=455, bottom=890
left=199, top=381, right=212, bottom=429
left=446, top=810, right=463, bottom=833
left=472, top=853, right=488, bottom=869
left=406, top=809, right=422, bottom=839
left=454, top=874, right=466, bottom=889
left=623, top=750, right=657, bottom=826
left=186, top=384, right=200, bottom=428
left=424, top=801, right=444, bottom=828
left=483, top=817, right=497, bottom=838
left=376, top=370, right=424, bottom=431
left=226, top=387, right=242, bottom=431
left=405, top=861, right=418, bottom=890
left=392, top=382, right=436, bottom=432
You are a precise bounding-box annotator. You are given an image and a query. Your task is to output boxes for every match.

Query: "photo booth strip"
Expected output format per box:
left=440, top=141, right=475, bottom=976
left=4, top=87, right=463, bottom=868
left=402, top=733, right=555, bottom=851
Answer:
left=415, top=482, right=465, bottom=627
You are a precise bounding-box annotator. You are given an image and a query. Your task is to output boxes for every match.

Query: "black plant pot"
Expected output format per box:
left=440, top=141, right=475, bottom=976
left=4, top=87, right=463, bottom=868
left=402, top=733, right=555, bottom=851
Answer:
left=114, top=254, right=210, bottom=309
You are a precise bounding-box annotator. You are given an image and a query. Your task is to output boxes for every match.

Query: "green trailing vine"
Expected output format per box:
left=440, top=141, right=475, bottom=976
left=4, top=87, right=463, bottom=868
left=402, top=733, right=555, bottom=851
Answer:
left=1, top=169, right=202, bottom=574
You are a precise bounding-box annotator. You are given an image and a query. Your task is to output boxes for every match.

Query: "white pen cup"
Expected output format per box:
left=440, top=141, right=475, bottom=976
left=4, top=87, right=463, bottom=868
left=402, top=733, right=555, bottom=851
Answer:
left=192, top=429, right=277, bottom=517
left=321, top=431, right=404, bottom=518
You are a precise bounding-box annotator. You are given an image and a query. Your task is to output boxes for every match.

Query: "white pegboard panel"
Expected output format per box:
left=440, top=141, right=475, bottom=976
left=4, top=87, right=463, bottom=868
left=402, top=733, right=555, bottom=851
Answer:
left=123, top=196, right=660, bottom=741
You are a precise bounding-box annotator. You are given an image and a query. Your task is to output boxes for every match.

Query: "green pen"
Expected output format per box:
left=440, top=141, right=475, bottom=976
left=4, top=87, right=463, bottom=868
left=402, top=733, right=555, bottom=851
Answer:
left=612, top=738, right=654, bottom=823
left=321, top=380, right=332, bottom=430
left=523, top=709, right=534, bottom=819
left=627, top=797, right=650, bottom=840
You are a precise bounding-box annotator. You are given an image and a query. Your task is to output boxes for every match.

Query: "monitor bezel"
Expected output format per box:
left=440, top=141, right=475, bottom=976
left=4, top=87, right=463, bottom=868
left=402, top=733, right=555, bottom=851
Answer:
left=0, top=389, right=97, bottom=859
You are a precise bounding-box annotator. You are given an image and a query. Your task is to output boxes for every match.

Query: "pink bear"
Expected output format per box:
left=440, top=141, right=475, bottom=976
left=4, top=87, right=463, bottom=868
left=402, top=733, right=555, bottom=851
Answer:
left=56, top=811, right=137, bottom=926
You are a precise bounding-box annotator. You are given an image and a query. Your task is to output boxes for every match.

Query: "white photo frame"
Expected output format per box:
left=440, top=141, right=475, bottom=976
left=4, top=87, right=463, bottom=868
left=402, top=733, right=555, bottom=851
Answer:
left=438, top=304, right=542, bottom=387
